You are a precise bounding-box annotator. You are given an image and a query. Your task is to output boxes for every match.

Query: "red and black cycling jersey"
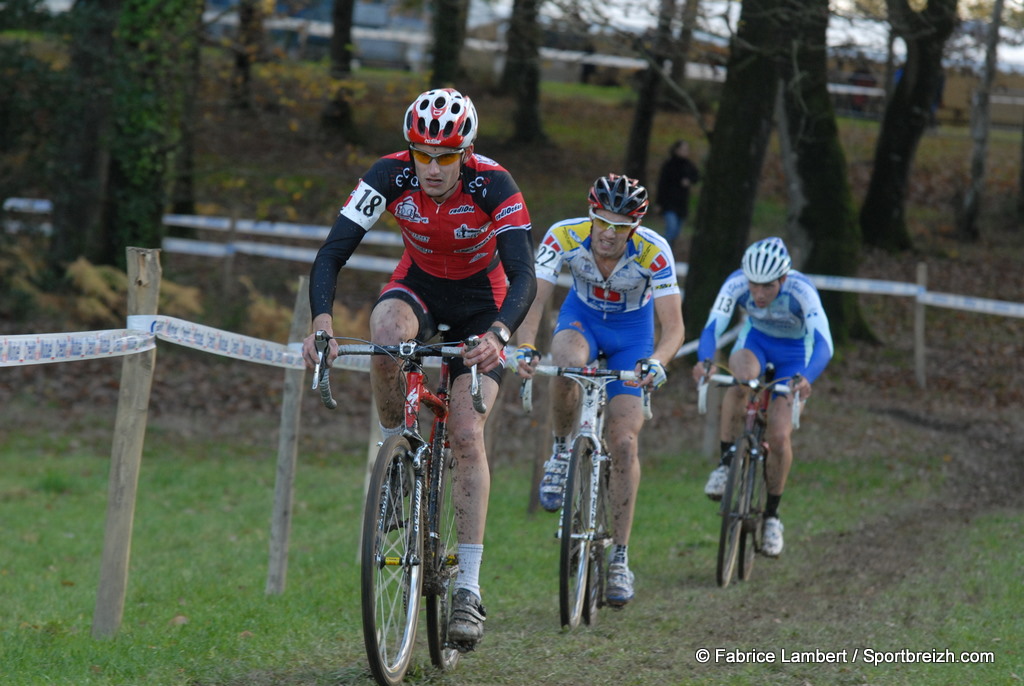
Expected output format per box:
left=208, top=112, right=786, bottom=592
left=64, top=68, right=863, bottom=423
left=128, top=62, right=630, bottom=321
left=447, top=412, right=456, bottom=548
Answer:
left=309, top=150, right=536, bottom=333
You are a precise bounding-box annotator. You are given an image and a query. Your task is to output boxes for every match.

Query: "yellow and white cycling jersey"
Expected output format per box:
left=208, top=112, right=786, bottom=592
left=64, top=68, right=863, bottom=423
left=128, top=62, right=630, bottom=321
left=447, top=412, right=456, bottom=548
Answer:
left=534, top=216, right=680, bottom=314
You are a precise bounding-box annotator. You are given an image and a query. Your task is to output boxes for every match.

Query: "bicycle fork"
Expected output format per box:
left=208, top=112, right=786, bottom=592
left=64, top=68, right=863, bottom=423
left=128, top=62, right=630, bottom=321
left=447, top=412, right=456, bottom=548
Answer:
left=556, top=448, right=605, bottom=539
left=378, top=445, right=427, bottom=570
left=557, top=383, right=604, bottom=538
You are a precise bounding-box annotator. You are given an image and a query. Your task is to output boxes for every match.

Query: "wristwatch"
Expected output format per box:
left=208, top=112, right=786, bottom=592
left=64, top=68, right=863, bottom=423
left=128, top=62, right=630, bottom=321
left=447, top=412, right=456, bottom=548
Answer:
left=487, top=325, right=510, bottom=346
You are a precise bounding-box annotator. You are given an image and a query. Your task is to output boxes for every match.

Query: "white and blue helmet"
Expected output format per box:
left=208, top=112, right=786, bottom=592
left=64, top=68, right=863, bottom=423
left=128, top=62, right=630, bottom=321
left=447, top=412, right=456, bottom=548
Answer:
left=742, top=237, right=792, bottom=283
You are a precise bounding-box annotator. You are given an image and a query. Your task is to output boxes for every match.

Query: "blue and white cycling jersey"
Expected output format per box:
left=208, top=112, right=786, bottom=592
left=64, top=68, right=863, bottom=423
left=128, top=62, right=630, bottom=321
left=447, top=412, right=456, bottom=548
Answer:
left=696, top=268, right=834, bottom=383
left=534, top=217, right=680, bottom=315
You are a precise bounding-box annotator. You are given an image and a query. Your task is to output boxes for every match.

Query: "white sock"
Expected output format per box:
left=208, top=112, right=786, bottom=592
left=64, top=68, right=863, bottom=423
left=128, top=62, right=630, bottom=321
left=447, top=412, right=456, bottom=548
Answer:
left=612, top=544, right=628, bottom=566
left=455, top=543, right=484, bottom=598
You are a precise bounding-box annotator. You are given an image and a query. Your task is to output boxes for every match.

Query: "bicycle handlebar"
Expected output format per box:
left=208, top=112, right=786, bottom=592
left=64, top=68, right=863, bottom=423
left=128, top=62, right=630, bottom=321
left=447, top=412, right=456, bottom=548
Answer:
left=696, top=372, right=801, bottom=429
left=312, top=331, right=337, bottom=409
left=311, top=332, right=485, bottom=414
left=519, top=365, right=652, bottom=420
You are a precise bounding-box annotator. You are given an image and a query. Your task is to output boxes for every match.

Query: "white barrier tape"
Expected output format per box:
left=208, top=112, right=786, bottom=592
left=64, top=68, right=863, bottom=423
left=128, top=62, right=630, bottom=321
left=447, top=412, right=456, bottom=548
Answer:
left=673, top=338, right=700, bottom=359
left=163, top=214, right=329, bottom=241
left=162, top=237, right=234, bottom=257
left=2, top=197, right=53, bottom=213
left=917, top=291, right=1024, bottom=318
left=162, top=213, right=403, bottom=247
left=232, top=241, right=318, bottom=263
left=123, top=315, right=416, bottom=373
left=128, top=315, right=305, bottom=369
left=0, top=329, right=155, bottom=367
left=161, top=238, right=400, bottom=275
left=672, top=322, right=741, bottom=360
left=809, top=274, right=922, bottom=297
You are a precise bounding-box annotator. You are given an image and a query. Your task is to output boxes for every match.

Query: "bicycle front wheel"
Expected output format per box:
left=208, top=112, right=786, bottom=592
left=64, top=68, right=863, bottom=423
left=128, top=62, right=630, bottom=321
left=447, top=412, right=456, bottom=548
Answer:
left=583, top=452, right=612, bottom=625
left=560, top=437, right=595, bottom=629
left=361, top=435, right=422, bottom=686
left=425, top=445, right=461, bottom=671
left=716, top=440, right=750, bottom=588
left=738, top=450, right=766, bottom=582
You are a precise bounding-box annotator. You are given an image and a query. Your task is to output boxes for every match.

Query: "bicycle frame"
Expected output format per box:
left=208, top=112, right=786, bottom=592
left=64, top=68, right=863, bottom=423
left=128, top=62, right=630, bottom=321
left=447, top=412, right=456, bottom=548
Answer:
left=313, top=333, right=483, bottom=684
left=521, top=363, right=649, bottom=628
left=555, top=372, right=610, bottom=541
left=697, top=364, right=799, bottom=587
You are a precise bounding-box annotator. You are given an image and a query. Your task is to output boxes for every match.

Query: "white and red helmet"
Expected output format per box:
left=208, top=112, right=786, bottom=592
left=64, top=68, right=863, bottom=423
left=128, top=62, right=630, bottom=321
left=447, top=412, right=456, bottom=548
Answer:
left=404, top=88, right=478, bottom=149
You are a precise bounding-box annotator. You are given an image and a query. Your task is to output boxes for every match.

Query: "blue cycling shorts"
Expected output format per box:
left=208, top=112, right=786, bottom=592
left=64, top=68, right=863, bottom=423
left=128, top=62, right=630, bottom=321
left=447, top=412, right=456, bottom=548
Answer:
left=554, top=294, right=654, bottom=399
left=733, top=325, right=808, bottom=390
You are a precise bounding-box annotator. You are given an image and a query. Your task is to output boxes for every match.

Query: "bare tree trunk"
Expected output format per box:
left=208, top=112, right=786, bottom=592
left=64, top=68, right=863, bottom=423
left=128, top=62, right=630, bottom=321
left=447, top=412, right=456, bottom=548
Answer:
left=624, top=0, right=675, bottom=185
left=776, top=0, right=874, bottom=345
left=49, top=0, right=120, bottom=271
left=501, top=0, right=546, bottom=145
left=775, top=85, right=804, bottom=254
left=330, top=0, right=356, bottom=77
left=1019, top=115, right=1024, bottom=225
left=859, top=0, right=957, bottom=252
left=170, top=0, right=206, bottom=217
left=232, top=0, right=264, bottom=110
left=958, top=0, right=1004, bottom=242
left=670, top=0, right=701, bottom=89
left=431, top=0, right=468, bottom=87
left=682, top=0, right=782, bottom=336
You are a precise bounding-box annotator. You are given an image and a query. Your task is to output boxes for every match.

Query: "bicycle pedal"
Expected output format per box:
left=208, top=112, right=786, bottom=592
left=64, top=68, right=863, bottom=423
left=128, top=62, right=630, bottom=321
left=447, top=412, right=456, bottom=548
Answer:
left=448, top=639, right=480, bottom=654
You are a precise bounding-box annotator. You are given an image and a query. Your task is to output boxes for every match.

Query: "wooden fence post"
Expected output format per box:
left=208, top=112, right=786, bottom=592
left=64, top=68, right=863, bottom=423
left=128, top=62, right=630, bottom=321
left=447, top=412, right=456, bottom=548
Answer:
left=915, top=262, right=927, bottom=389
left=358, top=396, right=381, bottom=564
left=92, top=247, right=161, bottom=638
left=266, top=276, right=310, bottom=595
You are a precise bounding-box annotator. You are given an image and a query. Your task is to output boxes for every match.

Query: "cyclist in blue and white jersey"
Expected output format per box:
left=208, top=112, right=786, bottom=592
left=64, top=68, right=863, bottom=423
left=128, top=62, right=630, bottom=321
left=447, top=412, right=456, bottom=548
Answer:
left=515, top=175, right=685, bottom=607
left=691, top=237, right=833, bottom=558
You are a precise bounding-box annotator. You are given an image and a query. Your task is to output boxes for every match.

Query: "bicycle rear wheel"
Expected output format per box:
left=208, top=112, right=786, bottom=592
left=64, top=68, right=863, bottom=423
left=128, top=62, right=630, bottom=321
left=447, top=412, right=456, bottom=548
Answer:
left=559, top=437, right=594, bottom=629
left=583, top=453, right=612, bottom=625
left=425, top=444, right=461, bottom=671
left=361, top=435, right=422, bottom=686
left=716, top=440, right=749, bottom=588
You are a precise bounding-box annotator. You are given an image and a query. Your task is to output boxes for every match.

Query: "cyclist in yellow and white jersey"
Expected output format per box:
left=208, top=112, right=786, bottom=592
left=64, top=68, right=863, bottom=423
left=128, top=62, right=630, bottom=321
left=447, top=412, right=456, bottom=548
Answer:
left=515, top=174, right=684, bottom=607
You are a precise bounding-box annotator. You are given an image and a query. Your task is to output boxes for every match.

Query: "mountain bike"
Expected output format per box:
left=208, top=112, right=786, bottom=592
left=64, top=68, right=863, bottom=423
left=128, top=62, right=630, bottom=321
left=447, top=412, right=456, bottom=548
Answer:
left=697, top=362, right=801, bottom=588
left=520, top=363, right=651, bottom=629
left=313, top=330, right=487, bottom=686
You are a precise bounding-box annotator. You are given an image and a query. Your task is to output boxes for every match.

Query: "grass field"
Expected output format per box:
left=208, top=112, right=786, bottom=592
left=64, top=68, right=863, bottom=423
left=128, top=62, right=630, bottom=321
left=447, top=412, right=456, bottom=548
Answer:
left=0, top=383, right=1020, bottom=685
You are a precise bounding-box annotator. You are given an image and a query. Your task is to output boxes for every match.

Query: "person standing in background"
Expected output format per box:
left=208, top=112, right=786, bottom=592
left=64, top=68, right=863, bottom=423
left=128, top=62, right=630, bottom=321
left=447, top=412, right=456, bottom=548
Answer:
left=655, top=140, right=701, bottom=252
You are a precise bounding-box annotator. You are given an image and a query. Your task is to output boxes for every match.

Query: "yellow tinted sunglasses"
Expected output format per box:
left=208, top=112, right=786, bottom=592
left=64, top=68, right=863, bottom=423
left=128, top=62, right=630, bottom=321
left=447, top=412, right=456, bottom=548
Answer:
left=589, top=209, right=638, bottom=234
left=409, top=146, right=464, bottom=167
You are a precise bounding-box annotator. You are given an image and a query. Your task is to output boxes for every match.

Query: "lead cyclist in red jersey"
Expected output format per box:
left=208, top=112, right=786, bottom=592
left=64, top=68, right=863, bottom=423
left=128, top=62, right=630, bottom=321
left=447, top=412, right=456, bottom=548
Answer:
left=302, top=88, right=536, bottom=651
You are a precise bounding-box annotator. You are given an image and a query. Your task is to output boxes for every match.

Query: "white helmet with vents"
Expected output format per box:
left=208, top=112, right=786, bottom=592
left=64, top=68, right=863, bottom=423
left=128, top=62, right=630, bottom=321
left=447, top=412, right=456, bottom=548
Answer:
left=742, top=237, right=792, bottom=283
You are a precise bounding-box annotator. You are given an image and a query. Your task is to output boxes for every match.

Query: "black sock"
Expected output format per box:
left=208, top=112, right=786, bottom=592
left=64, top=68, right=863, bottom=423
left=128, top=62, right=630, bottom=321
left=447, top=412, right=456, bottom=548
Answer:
left=720, top=441, right=735, bottom=466
left=765, top=494, right=782, bottom=520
